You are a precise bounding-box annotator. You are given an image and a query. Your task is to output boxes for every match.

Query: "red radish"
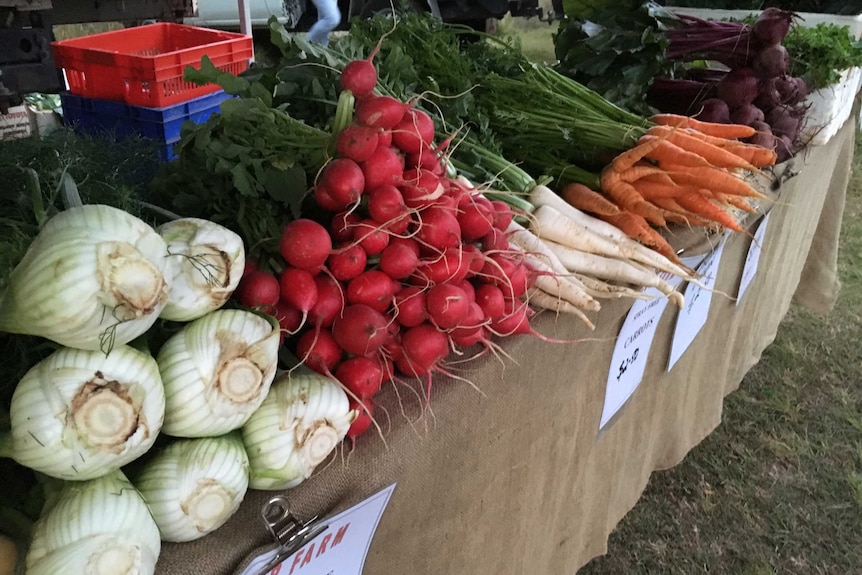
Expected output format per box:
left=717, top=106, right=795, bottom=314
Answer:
left=426, top=283, right=470, bottom=329
left=355, top=219, right=391, bottom=255
left=490, top=200, right=514, bottom=230
left=235, top=271, right=280, bottom=308
left=314, top=187, right=343, bottom=212
left=316, top=158, right=365, bottom=209
left=400, top=168, right=445, bottom=208
left=448, top=302, right=486, bottom=339
left=451, top=325, right=489, bottom=348
left=391, top=109, right=435, bottom=154
left=395, top=323, right=449, bottom=378
left=356, top=95, right=410, bottom=130
left=243, top=259, right=259, bottom=277
left=457, top=200, right=495, bottom=242
left=335, top=124, right=380, bottom=163
left=416, top=207, right=461, bottom=251
left=385, top=213, right=411, bottom=235
left=454, top=278, right=476, bottom=302
left=481, top=227, right=510, bottom=252
left=346, top=270, right=396, bottom=313
left=273, top=300, right=303, bottom=335
left=462, top=244, right=486, bottom=276
left=296, top=328, right=343, bottom=374
left=377, top=129, right=392, bottom=148
left=327, top=243, right=367, bottom=281
left=361, top=146, right=404, bottom=191
left=331, top=304, right=391, bottom=356
left=278, top=267, right=318, bottom=325
left=346, top=398, right=374, bottom=442
left=406, top=147, right=443, bottom=174
left=490, top=300, right=569, bottom=344
left=340, top=46, right=380, bottom=98
left=413, top=246, right=472, bottom=285
left=335, top=356, right=385, bottom=399
left=309, top=275, right=345, bottom=328
left=393, top=286, right=428, bottom=327
left=367, top=185, right=409, bottom=225
left=330, top=211, right=360, bottom=242
left=474, top=283, right=506, bottom=319
left=379, top=239, right=420, bottom=279
left=280, top=219, right=332, bottom=271
left=482, top=254, right=532, bottom=299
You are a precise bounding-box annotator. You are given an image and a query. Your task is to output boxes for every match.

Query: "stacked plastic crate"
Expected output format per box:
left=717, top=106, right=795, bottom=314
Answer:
left=52, top=23, right=253, bottom=160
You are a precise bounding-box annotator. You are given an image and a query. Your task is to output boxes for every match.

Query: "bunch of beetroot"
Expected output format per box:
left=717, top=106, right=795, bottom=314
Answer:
left=235, top=50, right=546, bottom=441
left=649, top=8, right=809, bottom=162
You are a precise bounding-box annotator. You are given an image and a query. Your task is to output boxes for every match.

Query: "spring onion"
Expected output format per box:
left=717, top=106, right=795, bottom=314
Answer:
left=158, top=218, right=246, bottom=322
left=0, top=345, right=165, bottom=480
left=158, top=309, right=280, bottom=438
left=242, top=368, right=355, bottom=490
left=25, top=470, right=160, bottom=575
left=0, top=204, right=171, bottom=353
left=133, top=434, right=249, bottom=542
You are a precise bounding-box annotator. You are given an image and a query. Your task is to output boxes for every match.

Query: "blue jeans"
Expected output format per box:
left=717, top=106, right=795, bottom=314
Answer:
left=307, top=0, right=341, bottom=46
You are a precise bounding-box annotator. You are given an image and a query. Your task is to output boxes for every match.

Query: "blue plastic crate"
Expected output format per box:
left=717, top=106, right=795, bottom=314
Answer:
left=60, top=90, right=234, bottom=160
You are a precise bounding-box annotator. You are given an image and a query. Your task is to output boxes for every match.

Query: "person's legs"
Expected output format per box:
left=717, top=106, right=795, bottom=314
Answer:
left=307, top=0, right=341, bottom=46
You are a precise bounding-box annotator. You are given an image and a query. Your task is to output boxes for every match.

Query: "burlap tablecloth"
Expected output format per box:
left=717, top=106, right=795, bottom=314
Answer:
left=156, top=116, right=856, bottom=575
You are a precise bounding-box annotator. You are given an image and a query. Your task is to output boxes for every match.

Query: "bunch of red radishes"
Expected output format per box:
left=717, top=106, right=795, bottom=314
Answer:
left=234, top=50, right=545, bottom=441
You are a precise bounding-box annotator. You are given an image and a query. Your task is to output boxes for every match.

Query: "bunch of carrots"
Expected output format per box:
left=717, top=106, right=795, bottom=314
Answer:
left=561, top=113, right=778, bottom=264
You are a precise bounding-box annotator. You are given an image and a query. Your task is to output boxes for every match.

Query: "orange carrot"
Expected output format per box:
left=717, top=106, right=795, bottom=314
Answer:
left=637, top=135, right=712, bottom=168
left=674, top=191, right=746, bottom=233
left=619, top=163, right=678, bottom=186
left=649, top=113, right=757, bottom=139
left=715, top=192, right=757, bottom=214
left=646, top=125, right=763, bottom=174
left=600, top=173, right=667, bottom=227
left=631, top=178, right=696, bottom=200
left=649, top=197, right=713, bottom=227
left=664, top=166, right=767, bottom=199
left=609, top=126, right=676, bottom=173
left=721, top=141, right=778, bottom=168
left=600, top=212, right=679, bottom=263
left=560, top=183, right=622, bottom=216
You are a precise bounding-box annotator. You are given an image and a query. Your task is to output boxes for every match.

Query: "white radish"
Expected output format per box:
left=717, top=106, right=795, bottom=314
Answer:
left=574, top=274, right=656, bottom=301
left=529, top=186, right=697, bottom=280
left=526, top=288, right=595, bottom=330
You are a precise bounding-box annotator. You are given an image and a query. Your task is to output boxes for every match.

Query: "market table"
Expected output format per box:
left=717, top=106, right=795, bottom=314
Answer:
left=157, top=113, right=855, bottom=575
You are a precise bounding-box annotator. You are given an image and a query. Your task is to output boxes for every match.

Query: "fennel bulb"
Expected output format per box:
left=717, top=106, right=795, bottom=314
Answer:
left=242, top=369, right=355, bottom=490
left=0, top=345, right=165, bottom=480
left=158, top=309, right=280, bottom=437
left=134, top=434, right=249, bottom=542
left=0, top=204, right=171, bottom=352
left=26, top=470, right=161, bottom=575
left=158, top=218, right=245, bottom=322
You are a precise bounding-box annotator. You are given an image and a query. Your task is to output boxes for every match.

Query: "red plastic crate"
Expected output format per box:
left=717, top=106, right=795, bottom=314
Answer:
left=52, top=23, right=253, bottom=108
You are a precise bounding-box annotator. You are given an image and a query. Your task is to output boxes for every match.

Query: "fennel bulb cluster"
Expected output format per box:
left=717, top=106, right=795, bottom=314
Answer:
left=242, top=369, right=356, bottom=490
left=158, top=309, right=280, bottom=437
left=158, top=218, right=245, bottom=322
left=0, top=205, right=172, bottom=352
left=25, top=470, right=161, bottom=575
left=134, top=434, right=249, bottom=542
left=0, top=345, right=165, bottom=480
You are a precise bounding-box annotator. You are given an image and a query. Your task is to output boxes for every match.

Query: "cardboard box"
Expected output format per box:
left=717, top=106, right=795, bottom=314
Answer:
left=0, top=105, right=33, bottom=141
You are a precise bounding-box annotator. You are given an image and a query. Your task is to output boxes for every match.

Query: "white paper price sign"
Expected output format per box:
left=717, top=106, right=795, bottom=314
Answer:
left=241, top=483, right=396, bottom=575
left=600, top=285, right=672, bottom=429
left=737, top=210, right=771, bottom=304
left=667, top=238, right=727, bottom=371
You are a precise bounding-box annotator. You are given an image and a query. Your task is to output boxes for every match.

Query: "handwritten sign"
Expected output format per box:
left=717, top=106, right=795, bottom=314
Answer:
left=600, top=285, right=671, bottom=429
left=737, top=211, right=771, bottom=304
left=240, top=484, right=396, bottom=575
left=667, top=238, right=727, bottom=371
